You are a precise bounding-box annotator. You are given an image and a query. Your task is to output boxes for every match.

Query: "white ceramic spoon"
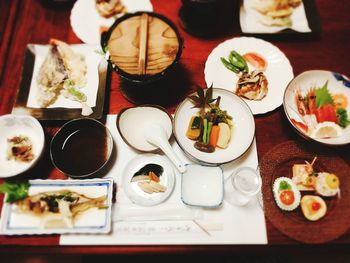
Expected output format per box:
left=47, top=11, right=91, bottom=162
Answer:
left=145, top=124, right=186, bottom=173
left=117, top=105, right=187, bottom=173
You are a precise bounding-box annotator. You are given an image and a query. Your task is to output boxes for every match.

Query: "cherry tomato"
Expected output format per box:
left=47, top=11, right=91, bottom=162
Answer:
left=311, top=201, right=321, bottom=211
left=279, top=190, right=295, bottom=206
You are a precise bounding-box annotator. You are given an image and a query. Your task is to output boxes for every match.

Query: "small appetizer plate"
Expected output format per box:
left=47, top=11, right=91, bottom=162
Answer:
left=50, top=118, right=114, bottom=178
left=204, top=37, right=293, bottom=115
left=0, top=178, right=114, bottom=235
left=122, top=154, right=175, bottom=206
left=259, top=141, right=350, bottom=243
left=181, top=164, right=223, bottom=208
left=174, top=88, right=255, bottom=166
left=283, top=70, right=350, bottom=146
left=0, top=114, right=44, bottom=178
left=70, top=0, right=153, bottom=44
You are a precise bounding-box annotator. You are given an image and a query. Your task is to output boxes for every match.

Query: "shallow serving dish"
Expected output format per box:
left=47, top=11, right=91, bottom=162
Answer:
left=0, top=178, right=114, bottom=235
left=122, top=154, right=175, bottom=206
left=174, top=88, right=255, bottom=166
left=0, top=114, right=45, bottom=178
left=204, top=37, right=294, bottom=115
left=283, top=70, right=350, bottom=146
left=259, top=141, right=350, bottom=243
left=181, top=164, right=223, bottom=208
left=50, top=118, right=113, bottom=178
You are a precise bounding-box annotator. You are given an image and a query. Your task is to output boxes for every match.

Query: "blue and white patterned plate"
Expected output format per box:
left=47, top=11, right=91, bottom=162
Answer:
left=0, top=178, right=114, bottom=235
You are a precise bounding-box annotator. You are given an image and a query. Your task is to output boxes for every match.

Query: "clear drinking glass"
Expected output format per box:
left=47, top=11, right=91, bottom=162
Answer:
left=224, top=167, right=262, bottom=206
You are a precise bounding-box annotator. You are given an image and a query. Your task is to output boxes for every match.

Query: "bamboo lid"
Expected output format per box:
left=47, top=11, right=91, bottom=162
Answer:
left=108, top=12, right=181, bottom=77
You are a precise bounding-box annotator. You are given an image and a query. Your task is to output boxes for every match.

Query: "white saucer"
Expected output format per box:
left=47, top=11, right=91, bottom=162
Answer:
left=122, top=154, right=176, bottom=206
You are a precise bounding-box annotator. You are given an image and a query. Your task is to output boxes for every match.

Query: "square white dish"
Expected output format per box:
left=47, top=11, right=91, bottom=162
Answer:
left=181, top=164, right=223, bottom=208
left=0, top=178, right=114, bottom=235
left=240, top=0, right=311, bottom=34
left=12, top=44, right=109, bottom=120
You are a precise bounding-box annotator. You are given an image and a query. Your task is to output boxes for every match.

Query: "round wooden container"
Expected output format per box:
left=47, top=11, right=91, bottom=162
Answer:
left=102, top=12, right=183, bottom=84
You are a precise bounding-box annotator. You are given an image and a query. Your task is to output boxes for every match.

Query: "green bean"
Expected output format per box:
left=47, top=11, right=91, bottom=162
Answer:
left=220, top=57, right=241, bottom=73
left=230, top=50, right=249, bottom=72
left=206, top=121, right=213, bottom=144
left=202, top=118, right=208, bottom=143
left=228, top=52, right=245, bottom=70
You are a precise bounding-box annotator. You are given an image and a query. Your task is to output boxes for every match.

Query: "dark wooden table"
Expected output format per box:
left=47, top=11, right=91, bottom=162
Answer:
left=0, top=0, right=350, bottom=255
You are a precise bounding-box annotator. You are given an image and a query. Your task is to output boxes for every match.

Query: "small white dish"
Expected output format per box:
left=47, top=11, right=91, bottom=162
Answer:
left=0, top=114, right=45, bottom=178
left=204, top=37, right=294, bottom=115
left=70, top=0, right=153, bottom=44
left=0, top=178, right=114, bottom=235
left=174, top=88, right=255, bottom=165
left=283, top=70, right=350, bottom=146
left=181, top=164, right=223, bottom=208
left=122, top=154, right=175, bottom=206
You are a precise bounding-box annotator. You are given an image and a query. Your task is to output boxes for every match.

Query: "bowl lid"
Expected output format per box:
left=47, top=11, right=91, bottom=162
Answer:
left=102, top=12, right=183, bottom=83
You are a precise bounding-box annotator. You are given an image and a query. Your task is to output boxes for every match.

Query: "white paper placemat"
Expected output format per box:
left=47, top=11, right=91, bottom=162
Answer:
left=27, top=44, right=102, bottom=109
left=60, top=115, right=267, bottom=245
left=241, top=0, right=311, bottom=33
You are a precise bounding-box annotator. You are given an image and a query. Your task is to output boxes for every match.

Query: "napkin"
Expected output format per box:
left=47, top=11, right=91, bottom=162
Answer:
left=60, top=115, right=267, bottom=245
left=241, top=0, right=311, bottom=33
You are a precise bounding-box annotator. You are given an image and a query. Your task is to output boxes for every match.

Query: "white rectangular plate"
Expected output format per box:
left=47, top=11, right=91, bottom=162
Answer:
left=0, top=178, right=114, bottom=235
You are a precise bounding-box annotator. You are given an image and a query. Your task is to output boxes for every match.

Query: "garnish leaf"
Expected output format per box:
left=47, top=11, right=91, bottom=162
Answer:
left=188, top=85, right=218, bottom=112
left=279, top=180, right=291, bottom=191
left=337, top=108, right=350, bottom=128
left=0, top=181, right=30, bottom=203
left=315, top=81, right=334, bottom=108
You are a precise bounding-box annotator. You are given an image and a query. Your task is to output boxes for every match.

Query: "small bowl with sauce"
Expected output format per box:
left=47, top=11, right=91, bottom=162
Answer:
left=50, top=118, right=113, bottom=178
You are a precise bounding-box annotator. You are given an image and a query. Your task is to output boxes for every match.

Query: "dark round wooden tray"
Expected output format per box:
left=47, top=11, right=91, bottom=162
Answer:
left=260, top=140, right=350, bottom=244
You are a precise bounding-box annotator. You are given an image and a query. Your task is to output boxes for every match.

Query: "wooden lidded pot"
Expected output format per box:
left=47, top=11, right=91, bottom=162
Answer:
left=102, top=12, right=183, bottom=84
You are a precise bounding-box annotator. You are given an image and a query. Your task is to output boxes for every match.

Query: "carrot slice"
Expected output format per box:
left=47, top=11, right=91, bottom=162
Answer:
left=99, top=26, right=109, bottom=35
left=209, top=125, right=220, bottom=148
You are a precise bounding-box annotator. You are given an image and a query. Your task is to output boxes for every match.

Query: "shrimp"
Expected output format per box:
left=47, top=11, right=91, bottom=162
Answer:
left=307, top=87, right=317, bottom=114
left=304, top=156, right=317, bottom=174
left=294, top=89, right=309, bottom=115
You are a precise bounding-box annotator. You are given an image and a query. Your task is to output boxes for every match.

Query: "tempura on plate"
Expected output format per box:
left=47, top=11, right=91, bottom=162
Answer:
left=36, top=39, right=87, bottom=108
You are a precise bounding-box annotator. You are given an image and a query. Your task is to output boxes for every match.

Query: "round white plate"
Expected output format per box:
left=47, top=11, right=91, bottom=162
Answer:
left=283, top=70, right=350, bottom=146
left=0, top=114, right=45, bottom=178
left=122, top=154, right=175, bottom=206
left=70, top=0, right=153, bottom=44
left=204, top=37, right=294, bottom=115
left=173, top=88, right=255, bottom=165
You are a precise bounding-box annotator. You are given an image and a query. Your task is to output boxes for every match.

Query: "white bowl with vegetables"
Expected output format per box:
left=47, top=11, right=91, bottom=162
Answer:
left=0, top=114, right=45, bottom=178
left=173, top=87, right=255, bottom=165
left=283, top=70, right=350, bottom=146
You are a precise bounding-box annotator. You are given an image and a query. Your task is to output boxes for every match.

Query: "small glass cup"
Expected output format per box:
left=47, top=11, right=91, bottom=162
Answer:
left=224, top=167, right=262, bottom=206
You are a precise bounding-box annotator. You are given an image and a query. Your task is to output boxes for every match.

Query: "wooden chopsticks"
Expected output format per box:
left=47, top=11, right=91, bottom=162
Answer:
left=138, top=13, right=148, bottom=75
